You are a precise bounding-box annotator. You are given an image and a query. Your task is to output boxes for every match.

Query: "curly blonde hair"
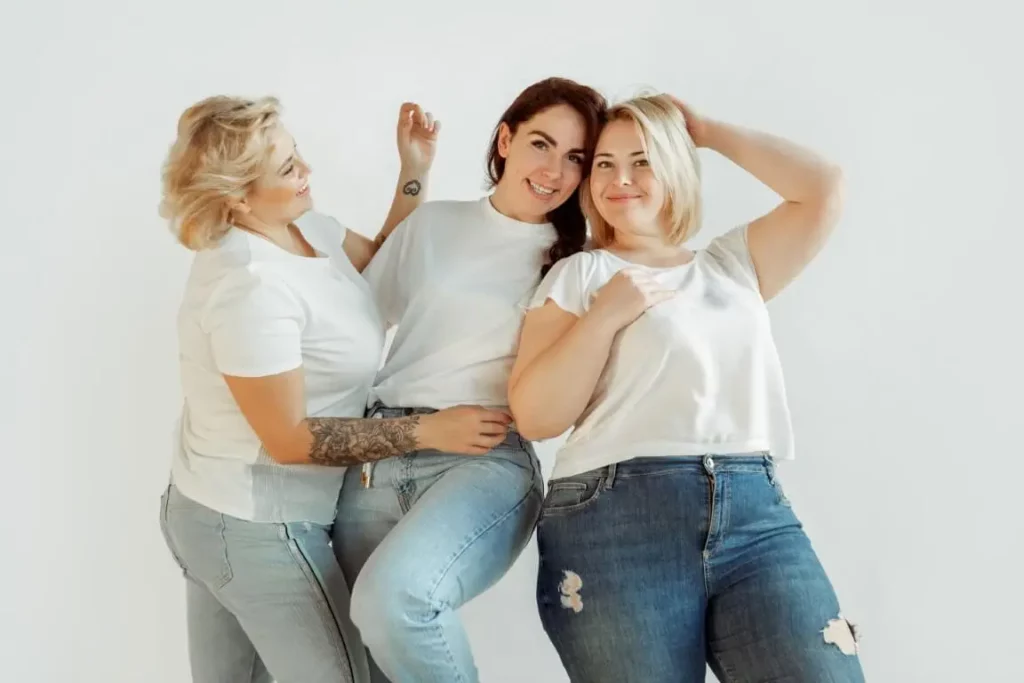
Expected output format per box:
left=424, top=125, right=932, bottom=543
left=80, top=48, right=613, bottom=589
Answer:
left=582, top=94, right=702, bottom=248
left=159, top=96, right=282, bottom=250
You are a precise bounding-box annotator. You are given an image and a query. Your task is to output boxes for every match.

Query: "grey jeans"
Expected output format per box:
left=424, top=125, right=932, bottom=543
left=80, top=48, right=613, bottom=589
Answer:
left=159, top=483, right=369, bottom=683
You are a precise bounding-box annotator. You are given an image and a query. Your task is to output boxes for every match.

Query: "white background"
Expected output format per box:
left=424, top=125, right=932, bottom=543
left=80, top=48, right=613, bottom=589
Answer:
left=3, top=0, right=1021, bottom=681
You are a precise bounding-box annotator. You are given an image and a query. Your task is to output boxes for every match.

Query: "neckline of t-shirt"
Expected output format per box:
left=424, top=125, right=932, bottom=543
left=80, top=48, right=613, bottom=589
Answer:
left=598, top=247, right=700, bottom=271
left=480, top=196, right=556, bottom=240
left=234, top=224, right=332, bottom=264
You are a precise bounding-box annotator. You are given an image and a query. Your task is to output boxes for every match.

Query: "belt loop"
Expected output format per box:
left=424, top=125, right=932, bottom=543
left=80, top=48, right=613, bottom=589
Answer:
left=603, top=462, right=617, bottom=490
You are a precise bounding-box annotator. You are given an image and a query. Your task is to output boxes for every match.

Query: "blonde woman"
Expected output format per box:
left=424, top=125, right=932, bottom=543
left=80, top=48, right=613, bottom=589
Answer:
left=509, top=95, right=865, bottom=682
left=157, top=96, right=511, bottom=683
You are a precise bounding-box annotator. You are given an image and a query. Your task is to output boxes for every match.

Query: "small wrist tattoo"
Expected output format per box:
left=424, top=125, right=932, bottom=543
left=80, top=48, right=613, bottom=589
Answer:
left=402, top=179, right=422, bottom=196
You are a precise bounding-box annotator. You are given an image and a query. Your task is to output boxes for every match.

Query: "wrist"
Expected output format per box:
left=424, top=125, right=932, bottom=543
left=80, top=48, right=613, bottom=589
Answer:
left=411, top=413, right=436, bottom=449
left=698, top=118, right=730, bottom=151
left=399, top=162, right=430, bottom=180
left=581, top=306, right=626, bottom=337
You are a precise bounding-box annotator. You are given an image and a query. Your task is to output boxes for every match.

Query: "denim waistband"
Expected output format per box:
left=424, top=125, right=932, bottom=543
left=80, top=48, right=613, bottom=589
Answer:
left=367, top=402, right=439, bottom=419
left=569, top=454, right=774, bottom=481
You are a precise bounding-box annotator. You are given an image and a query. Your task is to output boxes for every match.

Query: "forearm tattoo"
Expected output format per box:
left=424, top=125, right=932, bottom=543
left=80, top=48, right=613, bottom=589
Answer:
left=402, top=179, right=422, bottom=196
left=306, top=416, right=421, bottom=465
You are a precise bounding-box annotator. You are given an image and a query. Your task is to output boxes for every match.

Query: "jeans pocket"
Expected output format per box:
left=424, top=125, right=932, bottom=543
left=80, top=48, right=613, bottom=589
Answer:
left=541, top=476, right=603, bottom=517
left=163, top=487, right=234, bottom=589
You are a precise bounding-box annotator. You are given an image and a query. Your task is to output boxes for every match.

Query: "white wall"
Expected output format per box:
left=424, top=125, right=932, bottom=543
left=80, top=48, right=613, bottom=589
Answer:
left=3, top=0, right=1021, bottom=680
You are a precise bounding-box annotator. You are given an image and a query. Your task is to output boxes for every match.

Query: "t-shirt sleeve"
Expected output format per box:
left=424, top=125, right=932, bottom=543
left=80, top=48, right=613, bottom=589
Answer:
left=705, top=224, right=761, bottom=294
left=202, top=269, right=305, bottom=377
left=361, top=211, right=416, bottom=326
left=527, top=252, right=594, bottom=317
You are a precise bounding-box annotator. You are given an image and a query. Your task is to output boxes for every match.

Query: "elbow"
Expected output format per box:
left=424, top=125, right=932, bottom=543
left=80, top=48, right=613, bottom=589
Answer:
left=510, top=404, right=569, bottom=442
left=809, top=164, right=845, bottom=236
left=818, top=164, right=846, bottom=213
left=261, top=436, right=308, bottom=465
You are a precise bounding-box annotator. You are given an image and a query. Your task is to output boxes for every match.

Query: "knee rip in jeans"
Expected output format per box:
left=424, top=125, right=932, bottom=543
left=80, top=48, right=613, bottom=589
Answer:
left=558, top=570, right=584, bottom=613
left=822, top=614, right=860, bottom=656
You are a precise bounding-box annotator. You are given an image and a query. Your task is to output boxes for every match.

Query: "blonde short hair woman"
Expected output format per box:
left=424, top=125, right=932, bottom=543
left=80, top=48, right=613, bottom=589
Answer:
left=157, top=95, right=512, bottom=682
left=509, top=94, right=865, bottom=682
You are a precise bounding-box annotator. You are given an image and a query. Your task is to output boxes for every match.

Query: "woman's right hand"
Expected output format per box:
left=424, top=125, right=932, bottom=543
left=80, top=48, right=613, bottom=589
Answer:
left=415, top=405, right=513, bottom=455
left=587, top=267, right=677, bottom=331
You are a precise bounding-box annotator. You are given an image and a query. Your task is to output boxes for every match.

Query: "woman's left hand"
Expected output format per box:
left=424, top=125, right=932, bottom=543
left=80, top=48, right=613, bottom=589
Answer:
left=667, top=95, right=709, bottom=148
left=396, top=101, right=441, bottom=172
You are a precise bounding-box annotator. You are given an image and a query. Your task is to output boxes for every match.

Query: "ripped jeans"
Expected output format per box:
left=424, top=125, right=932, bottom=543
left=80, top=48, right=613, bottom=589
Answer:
left=536, top=455, right=865, bottom=683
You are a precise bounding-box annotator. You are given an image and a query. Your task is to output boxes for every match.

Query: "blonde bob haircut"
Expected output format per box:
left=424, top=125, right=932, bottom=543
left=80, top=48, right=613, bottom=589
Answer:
left=582, top=93, right=702, bottom=248
left=159, top=95, right=283, bottom=250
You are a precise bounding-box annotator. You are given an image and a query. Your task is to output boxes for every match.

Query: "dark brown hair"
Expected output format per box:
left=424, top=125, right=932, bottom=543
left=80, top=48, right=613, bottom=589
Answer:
left=485, top=77, right=607, bottom=276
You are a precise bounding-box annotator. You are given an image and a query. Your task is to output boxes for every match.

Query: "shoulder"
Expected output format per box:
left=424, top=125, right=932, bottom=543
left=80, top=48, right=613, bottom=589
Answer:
left=408, top=198, right=479, bottom=227
left=699, top=224, right=759, bottom=290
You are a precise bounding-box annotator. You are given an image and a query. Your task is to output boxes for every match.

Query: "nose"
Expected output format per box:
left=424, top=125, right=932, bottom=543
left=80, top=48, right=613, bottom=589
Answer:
left=614, top=165, right=633, bottom=186
left=540, top=152, right=562, bottom=180
left=297, top=157, right=312, bottom=177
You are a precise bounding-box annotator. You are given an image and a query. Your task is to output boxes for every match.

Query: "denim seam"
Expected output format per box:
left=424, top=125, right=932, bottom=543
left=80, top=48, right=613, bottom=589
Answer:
left=283, top=527, right=356, bottom=679
left=539, top=483, right=604, bottom=517
left=215, top=514, right=234, bottom=589
left=702, top=472, right=715, bottom=598
left=159, top=487, right=189, bottom=574
left=707, top=649, right=739, bottom=683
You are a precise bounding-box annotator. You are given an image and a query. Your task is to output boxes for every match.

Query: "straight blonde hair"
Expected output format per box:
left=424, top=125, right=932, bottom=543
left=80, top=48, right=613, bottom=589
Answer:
left=582, top=94, right=702, bottom=248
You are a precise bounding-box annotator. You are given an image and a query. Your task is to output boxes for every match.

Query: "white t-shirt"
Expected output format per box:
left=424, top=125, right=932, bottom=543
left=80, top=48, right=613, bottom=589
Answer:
left=171, top=211, right=386, bottom=524
left=529, top=224, right=795, bottom=480
left=363, top=197, right=556, bottom=409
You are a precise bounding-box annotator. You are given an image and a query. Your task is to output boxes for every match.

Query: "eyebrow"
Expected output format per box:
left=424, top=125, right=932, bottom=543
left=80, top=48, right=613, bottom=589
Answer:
left=594, top=150, right=646, bottom=158
left=528, top=130, right=585, bottom=156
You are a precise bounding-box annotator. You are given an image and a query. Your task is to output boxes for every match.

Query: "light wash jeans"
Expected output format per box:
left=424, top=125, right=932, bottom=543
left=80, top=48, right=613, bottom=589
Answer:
left=159, top=484, right=369, bottom=682
left=536, top=455, right=866, bottom=683
left=332, top=405, right=543, bottom=683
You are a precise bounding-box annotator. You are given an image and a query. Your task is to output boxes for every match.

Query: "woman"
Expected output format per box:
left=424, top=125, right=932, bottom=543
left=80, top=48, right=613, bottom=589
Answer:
left=157, top=95, right=510, bottom=683
left=509, top=94, right=865, bottom=682
left=331, top=77, right=607, bottom=683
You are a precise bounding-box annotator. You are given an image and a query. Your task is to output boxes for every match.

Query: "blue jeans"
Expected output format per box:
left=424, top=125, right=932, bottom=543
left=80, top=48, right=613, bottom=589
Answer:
left=332, top=406, right=543, bottom=683
left=160, top=484, right=369, bottom=682
left=536, top=455, right=865, bottom=683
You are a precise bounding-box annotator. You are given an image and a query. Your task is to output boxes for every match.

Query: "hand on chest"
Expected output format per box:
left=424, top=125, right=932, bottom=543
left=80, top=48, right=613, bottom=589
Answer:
left=614, top=271, right=767, bottom=358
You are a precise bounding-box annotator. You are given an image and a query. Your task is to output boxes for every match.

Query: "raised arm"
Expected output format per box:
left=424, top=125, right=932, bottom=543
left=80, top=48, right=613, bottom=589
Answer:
left=672, top=98, right=844, bottom=301
left=344, top=102, right=441, bottom=272
left=509, top=268, right=674, bottom=440
left=224, top=369, right=511, bottom=464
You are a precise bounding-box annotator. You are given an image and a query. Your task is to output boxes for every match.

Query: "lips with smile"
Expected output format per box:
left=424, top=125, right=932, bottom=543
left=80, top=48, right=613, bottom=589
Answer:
left=297, top=180, right=310, bottom=197
left=606, top=193, right=642, bottom=203
left=526, top=179, right=558, bottom=200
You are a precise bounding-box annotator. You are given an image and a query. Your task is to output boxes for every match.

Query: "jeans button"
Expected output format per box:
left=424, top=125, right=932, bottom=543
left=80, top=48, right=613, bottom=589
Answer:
left=704, top=455, right=715, bottom=470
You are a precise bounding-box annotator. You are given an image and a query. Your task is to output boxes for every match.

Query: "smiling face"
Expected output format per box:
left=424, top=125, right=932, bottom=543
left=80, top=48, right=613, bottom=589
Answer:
left=582, top=95, right=703, bottom=249
left=492, top=104, right=588, bottom=223
left=235, top=123, right=313, bottom=227
left=589, top=118, right=667, bottom=240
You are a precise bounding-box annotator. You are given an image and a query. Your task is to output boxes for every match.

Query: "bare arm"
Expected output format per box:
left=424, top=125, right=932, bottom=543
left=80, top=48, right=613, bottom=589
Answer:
left=700, top=118, right=843, bottom=300
left=343, top=168, right=429, bottom=273
left=224, top=368, right=510, bottom=465
left=344, top=102, right=440, bottom=272
left=673, top=98, right=844, bottom=301
left=509, top=269, right=676, bottom=440
left=508, top=304, right=619, bottom=440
